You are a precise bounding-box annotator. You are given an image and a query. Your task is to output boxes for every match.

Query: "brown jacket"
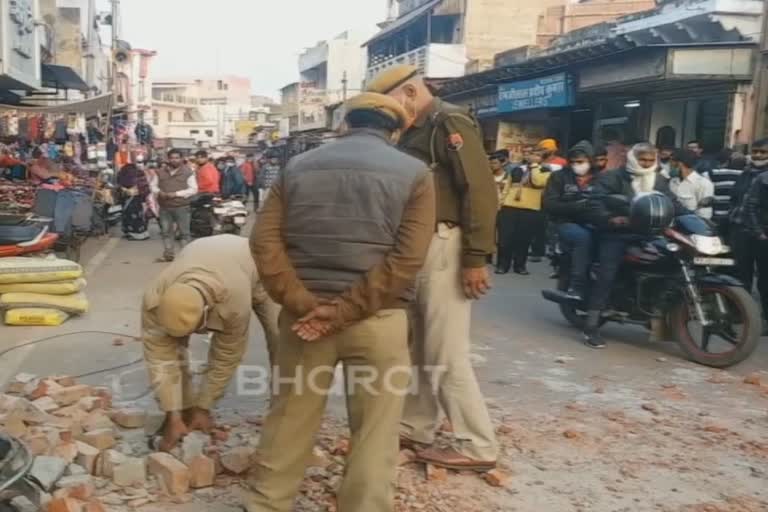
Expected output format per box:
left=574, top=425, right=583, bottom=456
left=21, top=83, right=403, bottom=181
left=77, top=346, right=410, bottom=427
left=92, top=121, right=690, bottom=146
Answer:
left=251, top=169, right=435, bottom=327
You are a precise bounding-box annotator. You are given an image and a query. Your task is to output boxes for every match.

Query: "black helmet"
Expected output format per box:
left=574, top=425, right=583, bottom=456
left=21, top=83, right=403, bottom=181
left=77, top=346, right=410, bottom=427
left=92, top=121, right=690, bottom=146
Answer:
left=630, top=192, right=674, bottom=235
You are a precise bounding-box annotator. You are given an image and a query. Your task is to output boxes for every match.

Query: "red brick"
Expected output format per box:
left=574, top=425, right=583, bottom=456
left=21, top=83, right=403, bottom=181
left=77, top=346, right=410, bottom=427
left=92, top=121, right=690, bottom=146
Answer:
left=46, top=497, right=83, bottom=512
left=398, top=449, right=416, bottom=466
left=27, top=379, right=64, bottom=400
left=744, top=373, right=762, bottom=386
left=82, top=502, right=105, bottom=512
left=147, top=453, right=190, bottom=496
left=483, top=469, right=510, bottom=487
left=425, top=464, right=448, bottom=481
left=74, top=442, right=100, bottom=475
left=53, top=376, right=77, bottom=387
left=332, top=438, right=350, bottom=456
left=53, top=442, right=79, bottom=464
left=81, top=412, right=114, bottom=432
left=111, top=408, right=146, bottom=429
left=77, top=429, right=116, bottom=451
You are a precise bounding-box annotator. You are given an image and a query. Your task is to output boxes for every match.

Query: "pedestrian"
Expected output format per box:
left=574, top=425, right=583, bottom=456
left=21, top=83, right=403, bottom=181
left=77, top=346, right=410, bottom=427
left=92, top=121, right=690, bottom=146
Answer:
left=594, top=145, right=609, bottom=173
left=669, top=149, right=715, bottom=219
left=367, top=64, right=500, bottom=471
left=194, top=150, right=220, bottom=195
left=240, top=154, right=259, bottom=207
left=531, top=138, right=564, bottom=262
left=116, top=163, right=151, bottom=240
left=543, top=140, right=599, bottom=301
left=489, top=151, right=508, bottom=201
left=745, top=156, right=768, bottom=326
left=220, top=155, right=247, bottom=198
left=496, top=149, right=551, bottom=275
left=244, top=92, right=435, bottom=512
left=151, top=148, right=197, bottom=262
left=141, top=234, right=280, bottom=452
left=658, top=146, right=675, bottom=177
left=257, top=155, right=281, bottom=204
left=687, top=140, right=715, bottom=177
left=710, top=148, right=746, bottom=236
left=729, top=138, right=768, bottom=318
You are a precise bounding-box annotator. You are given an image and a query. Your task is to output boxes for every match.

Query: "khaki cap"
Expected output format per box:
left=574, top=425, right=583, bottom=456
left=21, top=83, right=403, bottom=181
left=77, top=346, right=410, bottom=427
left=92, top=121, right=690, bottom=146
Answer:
left=157, top=283, right=205, bottom=337
left=365, top=64, right=420, bottom=94
left=344, top=92, right=409, bottom=129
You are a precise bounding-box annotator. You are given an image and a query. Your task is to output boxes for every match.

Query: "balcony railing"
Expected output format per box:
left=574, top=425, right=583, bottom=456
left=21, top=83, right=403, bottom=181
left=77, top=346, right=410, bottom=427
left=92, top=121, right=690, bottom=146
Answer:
left=151, top=92, right=199, bottom=105
left=367, top=44, right=467, bottom=80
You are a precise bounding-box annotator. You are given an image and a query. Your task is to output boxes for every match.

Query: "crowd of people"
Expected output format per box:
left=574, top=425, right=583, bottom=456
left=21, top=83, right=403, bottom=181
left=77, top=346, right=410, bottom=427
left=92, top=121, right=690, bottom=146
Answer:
left=487, top=134, right=768, bottom=347
left=113, top=150, right=282, bottom=260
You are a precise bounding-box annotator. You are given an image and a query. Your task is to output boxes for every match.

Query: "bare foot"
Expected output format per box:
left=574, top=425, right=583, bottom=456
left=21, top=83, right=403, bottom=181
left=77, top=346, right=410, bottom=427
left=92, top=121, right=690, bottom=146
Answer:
left=158, top=412, right=188, bottom=452
left=185, top=407, right=214, bottom=433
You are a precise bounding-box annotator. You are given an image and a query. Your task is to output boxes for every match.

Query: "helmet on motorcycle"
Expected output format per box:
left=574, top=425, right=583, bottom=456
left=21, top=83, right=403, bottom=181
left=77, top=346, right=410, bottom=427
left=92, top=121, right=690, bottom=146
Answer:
left=629, top=192, right=675, bottom=235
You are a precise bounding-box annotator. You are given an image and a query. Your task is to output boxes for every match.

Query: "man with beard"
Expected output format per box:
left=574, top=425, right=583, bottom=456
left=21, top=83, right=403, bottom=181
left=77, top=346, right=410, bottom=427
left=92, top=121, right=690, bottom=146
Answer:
left=366, top=65, right=499, bottom=471
left=151, top=149, right=197, bottom=261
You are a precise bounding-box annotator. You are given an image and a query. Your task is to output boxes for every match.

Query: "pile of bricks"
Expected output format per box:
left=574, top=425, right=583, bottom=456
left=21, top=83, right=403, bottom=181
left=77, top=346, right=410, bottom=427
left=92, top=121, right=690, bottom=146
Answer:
left=0, top=373, right=250, bottom=512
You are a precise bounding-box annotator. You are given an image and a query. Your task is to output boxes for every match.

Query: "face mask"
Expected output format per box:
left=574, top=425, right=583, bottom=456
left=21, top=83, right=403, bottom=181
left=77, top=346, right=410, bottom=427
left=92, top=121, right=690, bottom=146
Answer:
left=750, top=156, right=768, bottom=167
left=572, top=163, right=590, bottom=176
left=668, top=166, right=681, bottom=179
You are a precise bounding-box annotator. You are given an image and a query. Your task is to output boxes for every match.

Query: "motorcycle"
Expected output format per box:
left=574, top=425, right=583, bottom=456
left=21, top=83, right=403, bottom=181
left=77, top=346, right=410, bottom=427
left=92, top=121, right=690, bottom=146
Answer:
left=543, top=198, right=762, bottom=368
left=191, top=194, right=248, bottom=239
left=0, top=434, right=39, bottom=511
left=0, top=213, right=58, bottom=258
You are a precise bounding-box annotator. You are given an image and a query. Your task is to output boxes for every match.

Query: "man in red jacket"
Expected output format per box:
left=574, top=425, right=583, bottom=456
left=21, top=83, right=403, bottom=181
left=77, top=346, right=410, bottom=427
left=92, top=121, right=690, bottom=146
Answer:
left=195, top=150, right=220, bottom=195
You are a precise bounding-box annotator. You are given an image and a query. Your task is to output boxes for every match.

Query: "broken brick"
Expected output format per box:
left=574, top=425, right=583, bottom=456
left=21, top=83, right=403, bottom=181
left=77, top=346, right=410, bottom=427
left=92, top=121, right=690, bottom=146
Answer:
left=147, top=452, right=190, bottom=496
left=744, top=373, right=762, bottom=386
left=425, top=464, right=448, bottom=481
left=112, top=457, right=146, bottom=487
left=76, top=397, right=103, bottom=413
left=81, top=412, right=114, bottom=432
left=52, top=376, right=77, bottom=388
left=77, top=429, right=115, bottom=451
left=53, top=442, right=79, bottom=464
left=563, top=430, right=582, bottom=440
left=26, top=379, right=64, bottom=401
left=45, top=497, right=82, bottom=512
left=97, top=449, right=126, bottom=478
left=111, top=408, right=146, bottom=429
left=54, top=475, right=94, bottom=500
left=50, top=386, right=92, bottom=407
left=74, top=442, right=100, bottom=475
left=220, top=447, right=253, bottom=475
left=332, top=438, right=350, bottom=456
left=187, top=455, right=216, bottom=489
left=398, top=449, right=416, bottom=466
left=483, top=469, right=510, bottom=487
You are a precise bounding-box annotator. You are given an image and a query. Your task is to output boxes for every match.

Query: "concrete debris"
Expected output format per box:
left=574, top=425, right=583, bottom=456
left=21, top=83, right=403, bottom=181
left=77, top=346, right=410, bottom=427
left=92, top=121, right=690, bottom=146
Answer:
left=29, top=456, right=69, bottom=491
left=220, top=447, right=254, bottom=475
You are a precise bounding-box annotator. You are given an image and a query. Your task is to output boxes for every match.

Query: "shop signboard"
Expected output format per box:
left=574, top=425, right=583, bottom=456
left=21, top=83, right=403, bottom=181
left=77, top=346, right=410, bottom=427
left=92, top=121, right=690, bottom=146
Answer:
left=0, top=0, right=41, bottom=89
left=498, top=73, right=575, bottom=114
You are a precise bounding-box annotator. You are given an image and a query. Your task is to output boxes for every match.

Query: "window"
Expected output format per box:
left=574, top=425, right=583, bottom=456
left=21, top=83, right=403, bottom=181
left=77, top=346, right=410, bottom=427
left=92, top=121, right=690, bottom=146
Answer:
left=217, top=80, right=224, bottom=90
left=167, top=111, right=173, bottom=123
left=205, top=130, right=214, bottom=137
left=152, top=110, right=159, bottom=125
left=223, top=83, right=229, bottom=91
left=190, top=130, right=200, bottom=135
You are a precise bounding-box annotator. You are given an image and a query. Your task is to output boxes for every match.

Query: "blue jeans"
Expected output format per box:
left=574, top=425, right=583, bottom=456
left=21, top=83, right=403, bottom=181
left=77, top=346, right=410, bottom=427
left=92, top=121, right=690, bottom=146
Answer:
left=558, top=223, right=593, bottom=294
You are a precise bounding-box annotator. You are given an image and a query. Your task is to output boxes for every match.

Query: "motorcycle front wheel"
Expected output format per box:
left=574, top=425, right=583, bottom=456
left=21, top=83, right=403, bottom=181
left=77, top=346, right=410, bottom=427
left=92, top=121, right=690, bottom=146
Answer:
left=670, top=285, right=762, bottom=368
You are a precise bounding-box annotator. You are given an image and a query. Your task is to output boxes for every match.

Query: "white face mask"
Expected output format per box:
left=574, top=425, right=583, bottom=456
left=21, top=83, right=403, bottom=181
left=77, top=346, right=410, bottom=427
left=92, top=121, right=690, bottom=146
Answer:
left=572, top=163, right=591, bottom=176
left=749, top=155, right=768, bottom=167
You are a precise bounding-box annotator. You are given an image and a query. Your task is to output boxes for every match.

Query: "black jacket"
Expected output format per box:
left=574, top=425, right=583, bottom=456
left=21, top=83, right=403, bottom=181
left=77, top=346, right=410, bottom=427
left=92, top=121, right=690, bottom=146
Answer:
left=746, top=170, right=768, bottom=238
left=543, top=167, right=598, bottom=225
left=587, top=167, right=682, bottom=230
left=729, top=165, right=768, bottom=227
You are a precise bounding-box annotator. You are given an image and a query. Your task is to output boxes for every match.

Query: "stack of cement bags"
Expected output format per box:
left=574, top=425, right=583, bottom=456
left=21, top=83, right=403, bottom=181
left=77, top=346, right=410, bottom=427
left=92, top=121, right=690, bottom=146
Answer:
left=0, top=257, right=89, bottom=326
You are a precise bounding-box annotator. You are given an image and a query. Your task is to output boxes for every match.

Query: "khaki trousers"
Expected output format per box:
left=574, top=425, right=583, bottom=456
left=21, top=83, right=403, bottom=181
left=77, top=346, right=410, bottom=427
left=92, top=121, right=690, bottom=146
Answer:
left=401, top=224, right=499, bottom=461
left=243, top=309, right=410, bottom=512
left=142, top=297, right=280, bottom=412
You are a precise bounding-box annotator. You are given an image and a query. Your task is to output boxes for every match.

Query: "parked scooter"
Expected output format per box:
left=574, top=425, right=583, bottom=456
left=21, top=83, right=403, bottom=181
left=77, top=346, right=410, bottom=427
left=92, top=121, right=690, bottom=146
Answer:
left=0, top=214, right=58, bottom=257
left=190, top=194, right=248, bottom=239
left=542, top=194, right=761, bottom=368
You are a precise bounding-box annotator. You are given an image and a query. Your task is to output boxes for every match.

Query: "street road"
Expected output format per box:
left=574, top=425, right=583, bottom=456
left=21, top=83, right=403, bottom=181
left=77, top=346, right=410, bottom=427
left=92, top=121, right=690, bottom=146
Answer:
left=1, top=227, right=767, bottom=512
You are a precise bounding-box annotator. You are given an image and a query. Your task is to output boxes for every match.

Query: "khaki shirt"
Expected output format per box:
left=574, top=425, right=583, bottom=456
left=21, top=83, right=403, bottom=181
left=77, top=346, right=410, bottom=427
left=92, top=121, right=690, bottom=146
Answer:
left=399, top=98, right=497, bottom=267
left=143, top=234, right=276, bottom=409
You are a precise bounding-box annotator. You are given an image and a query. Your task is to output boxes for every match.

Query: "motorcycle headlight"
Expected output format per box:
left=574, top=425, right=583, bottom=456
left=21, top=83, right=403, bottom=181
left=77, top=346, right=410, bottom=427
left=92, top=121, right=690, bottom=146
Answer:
left=691, top=235, right=724, bottom=256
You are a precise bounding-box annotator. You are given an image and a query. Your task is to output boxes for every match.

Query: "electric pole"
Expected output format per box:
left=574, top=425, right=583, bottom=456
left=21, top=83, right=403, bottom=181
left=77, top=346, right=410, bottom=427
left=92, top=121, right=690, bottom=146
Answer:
left=342, top=71, right=348, bottom=101
left=85, top=0, right=96, bottom=94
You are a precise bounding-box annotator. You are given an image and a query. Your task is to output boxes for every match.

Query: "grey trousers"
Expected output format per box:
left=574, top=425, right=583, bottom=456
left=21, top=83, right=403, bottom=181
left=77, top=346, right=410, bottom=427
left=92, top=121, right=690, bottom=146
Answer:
left=159, top=206, right=191, bottom=256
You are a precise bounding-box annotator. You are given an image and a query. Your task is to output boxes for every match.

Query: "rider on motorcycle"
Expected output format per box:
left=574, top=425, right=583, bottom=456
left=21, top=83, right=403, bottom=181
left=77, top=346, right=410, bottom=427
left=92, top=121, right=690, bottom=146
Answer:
left=543, top=140, right=600, bottom=301
left=584, top=142, right=684, bottom=349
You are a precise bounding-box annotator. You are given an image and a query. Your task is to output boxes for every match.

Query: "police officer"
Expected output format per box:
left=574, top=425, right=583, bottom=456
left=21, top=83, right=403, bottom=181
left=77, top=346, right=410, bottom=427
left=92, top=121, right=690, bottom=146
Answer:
left=141, top=234, right=280, bottom=452
left=244, top=92, right=436, bottom=511
left=366, top=65, right=500, bottom=470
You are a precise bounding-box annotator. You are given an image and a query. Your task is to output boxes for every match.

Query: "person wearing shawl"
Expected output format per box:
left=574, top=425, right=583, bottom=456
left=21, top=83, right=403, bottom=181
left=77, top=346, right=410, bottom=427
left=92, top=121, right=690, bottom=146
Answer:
left=118, top=163, right=151, bottom=240
left=585, top=143, right=683, bottom=348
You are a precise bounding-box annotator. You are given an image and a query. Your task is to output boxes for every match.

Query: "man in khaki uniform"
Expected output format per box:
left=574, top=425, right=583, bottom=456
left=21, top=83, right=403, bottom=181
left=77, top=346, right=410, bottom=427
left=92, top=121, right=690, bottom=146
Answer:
left=367, top=65, right=500, bottom=470
left=244, top=93, right=436, bottom=512
left=142, top=234, right=280, bottom=452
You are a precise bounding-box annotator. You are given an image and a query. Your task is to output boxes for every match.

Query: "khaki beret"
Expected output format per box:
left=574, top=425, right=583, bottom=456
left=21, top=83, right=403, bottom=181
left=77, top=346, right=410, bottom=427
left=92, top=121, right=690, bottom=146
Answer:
left=365, top=64, right=420, bottom=94
left=344, top=92, right=409, bottom=129
left=157, top=283, right=205, bottom=337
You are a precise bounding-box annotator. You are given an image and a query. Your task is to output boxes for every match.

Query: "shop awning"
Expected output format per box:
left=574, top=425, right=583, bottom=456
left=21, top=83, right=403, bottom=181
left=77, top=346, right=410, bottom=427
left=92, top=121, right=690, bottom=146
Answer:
left=41, top=64, right=90, bottom=92
left=0, top=93, right=112, bottom=114
left=363, top=0, right=442, bottom=47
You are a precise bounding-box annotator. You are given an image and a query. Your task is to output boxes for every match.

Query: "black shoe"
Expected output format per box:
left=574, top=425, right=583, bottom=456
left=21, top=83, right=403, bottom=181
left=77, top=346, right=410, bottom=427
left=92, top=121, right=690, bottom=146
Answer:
left=528, top=256, right=543, bottom=263
left=494, top=268, right=509, bottom=275
left=565, top=288, right=583, bottom=302
left=514, top=268, right=530, bottom=275
left=583, top=330, right=606, bottom=349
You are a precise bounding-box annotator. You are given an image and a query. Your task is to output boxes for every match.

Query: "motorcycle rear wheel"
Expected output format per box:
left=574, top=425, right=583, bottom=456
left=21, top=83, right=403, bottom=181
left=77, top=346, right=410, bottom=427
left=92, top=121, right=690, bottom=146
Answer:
left=671, top=285, right=761, bottom=368
left=557, top=274, right=588, bottom=328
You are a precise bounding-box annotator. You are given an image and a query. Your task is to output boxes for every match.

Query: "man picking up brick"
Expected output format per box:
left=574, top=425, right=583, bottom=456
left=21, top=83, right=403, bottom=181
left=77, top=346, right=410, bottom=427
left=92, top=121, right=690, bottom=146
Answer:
left=141, top=234, right=280, bottom=452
